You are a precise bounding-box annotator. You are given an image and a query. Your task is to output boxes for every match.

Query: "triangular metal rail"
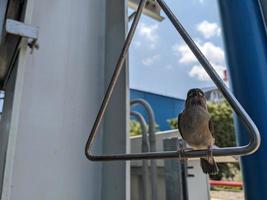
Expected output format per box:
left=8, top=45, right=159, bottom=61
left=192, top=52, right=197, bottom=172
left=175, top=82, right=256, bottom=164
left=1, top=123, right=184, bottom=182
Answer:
left=85, top=0, right=261, bottom=161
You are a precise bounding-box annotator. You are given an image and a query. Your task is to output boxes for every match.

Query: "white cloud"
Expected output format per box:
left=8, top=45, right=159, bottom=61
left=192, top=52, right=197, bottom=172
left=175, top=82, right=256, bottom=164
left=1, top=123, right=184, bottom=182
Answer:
left=172, top=41, right=226, bottom=81
left=194, top=0, right=206, bottom=4
left=197, top=20, right=221, bottom=39
left=172, top=44, right=195, bottom=64
left=134, top=41, right=141, bottom=48
left=142, top=54, right=160, bottom=66
left=173, top=41, right=225, bottom=65
left=165, top=64, right=174, bottom=70
left=189, top=63, right=226, bottom=81
left=138, top=23, right=159, bottom=49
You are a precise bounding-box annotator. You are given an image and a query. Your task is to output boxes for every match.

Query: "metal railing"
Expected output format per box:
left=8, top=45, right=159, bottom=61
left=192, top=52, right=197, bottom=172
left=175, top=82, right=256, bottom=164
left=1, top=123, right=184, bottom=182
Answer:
left=85, top=0, right=260, bottom=161
left=130, top=111, right=150, bottom=200
left=131, top=99, right=158, bottom=200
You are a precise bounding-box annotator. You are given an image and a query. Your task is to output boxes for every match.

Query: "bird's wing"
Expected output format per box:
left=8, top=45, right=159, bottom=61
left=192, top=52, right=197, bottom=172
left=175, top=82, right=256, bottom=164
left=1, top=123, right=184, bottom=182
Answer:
left=178, top=113, right=185, bottom=140
left=209, top=119, right=215, bottom=138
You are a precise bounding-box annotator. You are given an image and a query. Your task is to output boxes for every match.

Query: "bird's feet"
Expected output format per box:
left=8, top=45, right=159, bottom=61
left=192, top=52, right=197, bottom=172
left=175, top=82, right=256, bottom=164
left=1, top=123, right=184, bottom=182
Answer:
left=207, top=145, right=213, bottom=163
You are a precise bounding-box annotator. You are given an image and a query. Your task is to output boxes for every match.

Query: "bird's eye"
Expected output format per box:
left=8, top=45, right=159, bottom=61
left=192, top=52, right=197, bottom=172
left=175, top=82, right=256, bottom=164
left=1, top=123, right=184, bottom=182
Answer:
left=188, top=92, right=194, bottom=97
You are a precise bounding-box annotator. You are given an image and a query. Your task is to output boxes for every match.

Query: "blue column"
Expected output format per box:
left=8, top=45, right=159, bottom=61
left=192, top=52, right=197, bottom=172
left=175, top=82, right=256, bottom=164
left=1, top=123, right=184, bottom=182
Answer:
left=218, top=1, right=267, bottom=199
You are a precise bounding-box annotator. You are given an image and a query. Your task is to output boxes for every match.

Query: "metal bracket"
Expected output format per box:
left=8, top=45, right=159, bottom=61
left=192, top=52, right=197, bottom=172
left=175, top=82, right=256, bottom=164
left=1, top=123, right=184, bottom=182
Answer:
left=128, top=0, right=164, bottom=21
left=5, top=19, right=39, bottom=53
left=85, top=0, right=261, bottom=161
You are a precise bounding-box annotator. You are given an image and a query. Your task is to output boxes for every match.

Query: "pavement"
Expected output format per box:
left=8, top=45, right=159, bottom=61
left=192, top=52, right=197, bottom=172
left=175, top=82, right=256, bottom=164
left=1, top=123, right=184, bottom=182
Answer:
left=210, top=190, right=244, bottom=200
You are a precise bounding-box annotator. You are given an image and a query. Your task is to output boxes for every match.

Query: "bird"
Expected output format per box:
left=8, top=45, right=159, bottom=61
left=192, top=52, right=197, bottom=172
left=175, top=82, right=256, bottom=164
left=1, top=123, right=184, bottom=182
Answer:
left=178, top=88, right=218, bottom=175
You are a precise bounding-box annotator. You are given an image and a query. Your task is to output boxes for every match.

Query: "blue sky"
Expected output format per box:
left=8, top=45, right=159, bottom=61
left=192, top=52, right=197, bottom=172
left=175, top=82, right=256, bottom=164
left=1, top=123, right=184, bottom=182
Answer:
left=129, top=0, right=227, bottom=99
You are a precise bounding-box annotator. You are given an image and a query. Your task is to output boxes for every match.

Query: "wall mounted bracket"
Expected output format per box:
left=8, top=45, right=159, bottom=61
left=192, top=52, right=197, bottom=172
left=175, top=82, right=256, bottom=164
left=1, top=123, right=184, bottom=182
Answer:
left=5, top=19, right=39, bottom=53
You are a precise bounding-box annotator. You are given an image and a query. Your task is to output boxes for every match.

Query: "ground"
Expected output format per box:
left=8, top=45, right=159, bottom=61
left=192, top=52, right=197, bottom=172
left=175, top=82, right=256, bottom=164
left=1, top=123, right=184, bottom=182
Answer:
left=210, top=190, right=244, bottom=200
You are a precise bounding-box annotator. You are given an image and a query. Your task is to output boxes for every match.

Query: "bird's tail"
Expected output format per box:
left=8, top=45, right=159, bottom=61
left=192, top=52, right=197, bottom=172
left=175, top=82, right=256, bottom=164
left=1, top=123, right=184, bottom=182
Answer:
left=200, top=158, right=219, bottom=175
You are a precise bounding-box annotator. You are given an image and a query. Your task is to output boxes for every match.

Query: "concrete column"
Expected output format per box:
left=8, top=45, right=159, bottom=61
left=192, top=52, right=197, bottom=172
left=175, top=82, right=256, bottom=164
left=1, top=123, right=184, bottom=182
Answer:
left=0, top=0, right=128, bottom=199
left=101, top=0, right=130, bottom=200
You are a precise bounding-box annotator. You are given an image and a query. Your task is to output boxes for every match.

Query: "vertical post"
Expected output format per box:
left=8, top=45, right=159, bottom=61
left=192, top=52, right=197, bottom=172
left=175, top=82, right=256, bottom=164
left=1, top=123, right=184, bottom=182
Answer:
left=130, top=111, right=150, bottom=200
left=1, top=1, right=108, bottom=199
left=131, top=99, right=158, bottom=200
left=179, top=140, right=189, bottom=200
left=218, top=1, right=267, bottom=199
left=163, top=138, right=188, bottom=200
left=102, top=0, right=129, bottom=200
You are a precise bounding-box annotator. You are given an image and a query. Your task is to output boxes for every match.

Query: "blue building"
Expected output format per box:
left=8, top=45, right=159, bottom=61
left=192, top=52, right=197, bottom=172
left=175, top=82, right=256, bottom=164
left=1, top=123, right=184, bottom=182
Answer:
left=130, top=89, right=185, bottom=131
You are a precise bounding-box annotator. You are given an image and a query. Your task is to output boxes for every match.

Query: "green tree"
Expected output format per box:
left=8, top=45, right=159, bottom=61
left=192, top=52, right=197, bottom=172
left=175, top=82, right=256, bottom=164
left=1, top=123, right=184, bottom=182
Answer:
left=130, top=120, right=144, bottom=136
left=129, top=120, right=160, bottom=136
left=207, top=101, right=236, bottom=147
left=208, top=101, right=239, bottom=180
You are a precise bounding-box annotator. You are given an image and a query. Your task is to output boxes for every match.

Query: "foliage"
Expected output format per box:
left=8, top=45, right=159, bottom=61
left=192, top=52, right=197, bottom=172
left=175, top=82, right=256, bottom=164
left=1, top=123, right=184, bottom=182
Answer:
left=129, top=120, right=160, bottom=136
left=167, top=118, right=178, bottom=129
left=167, top=100, right=240, bottom=180
left=207, top=101, right=236, bottom=147
left=208, top=101, right=240, bottom=180
left=130, top=120, right=145, bottom=136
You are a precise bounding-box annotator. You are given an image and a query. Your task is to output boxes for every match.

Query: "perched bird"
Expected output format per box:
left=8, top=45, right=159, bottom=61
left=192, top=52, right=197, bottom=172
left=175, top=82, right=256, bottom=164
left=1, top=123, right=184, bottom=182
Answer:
left=178, top=88, right=218, bottom=175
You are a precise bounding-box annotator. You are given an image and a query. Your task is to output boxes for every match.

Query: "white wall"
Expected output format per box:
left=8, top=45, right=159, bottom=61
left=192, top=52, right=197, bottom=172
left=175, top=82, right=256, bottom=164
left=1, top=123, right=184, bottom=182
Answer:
left=0, top=0, right=128, bottom=200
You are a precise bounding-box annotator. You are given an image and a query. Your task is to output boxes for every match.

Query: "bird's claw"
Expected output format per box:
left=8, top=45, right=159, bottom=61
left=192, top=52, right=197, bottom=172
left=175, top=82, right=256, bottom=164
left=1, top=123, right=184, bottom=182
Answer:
left=207, top=146, right=213, bottom=163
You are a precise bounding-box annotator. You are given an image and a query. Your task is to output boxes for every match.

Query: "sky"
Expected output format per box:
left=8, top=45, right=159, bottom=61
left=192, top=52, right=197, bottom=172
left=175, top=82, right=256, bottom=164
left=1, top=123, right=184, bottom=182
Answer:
left=129, top=0, right=227, bottom=99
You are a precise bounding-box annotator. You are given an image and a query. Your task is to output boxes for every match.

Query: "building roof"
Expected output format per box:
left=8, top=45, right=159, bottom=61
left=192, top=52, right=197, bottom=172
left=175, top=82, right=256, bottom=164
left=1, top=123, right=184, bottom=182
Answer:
left=130, top=87, right=186, bottom=100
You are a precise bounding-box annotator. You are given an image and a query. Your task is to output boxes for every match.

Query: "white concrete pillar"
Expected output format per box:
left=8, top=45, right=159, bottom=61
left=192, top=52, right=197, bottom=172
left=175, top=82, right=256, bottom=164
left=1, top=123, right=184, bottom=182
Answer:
left=0, top=0, right=129, bottom=199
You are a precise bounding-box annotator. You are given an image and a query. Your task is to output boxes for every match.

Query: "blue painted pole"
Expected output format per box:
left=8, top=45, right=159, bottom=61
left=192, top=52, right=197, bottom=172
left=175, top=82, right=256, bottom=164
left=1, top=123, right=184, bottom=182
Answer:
left=218, top=1, right=267, bottom=199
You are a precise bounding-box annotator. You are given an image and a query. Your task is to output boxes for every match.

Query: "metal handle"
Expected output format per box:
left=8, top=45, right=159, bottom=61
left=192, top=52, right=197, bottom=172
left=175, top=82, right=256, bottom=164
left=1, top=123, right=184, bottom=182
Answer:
left=130, top=111, right=150, bottom=200
left=85, top=0, right=261, bottom=161
left=131, top=100, right=158, bottom=200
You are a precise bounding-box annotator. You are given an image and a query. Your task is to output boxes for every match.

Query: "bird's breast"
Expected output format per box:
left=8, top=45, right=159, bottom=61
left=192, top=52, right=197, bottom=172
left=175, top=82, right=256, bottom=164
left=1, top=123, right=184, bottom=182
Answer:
left=180, top=106, right=214, bottom=148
